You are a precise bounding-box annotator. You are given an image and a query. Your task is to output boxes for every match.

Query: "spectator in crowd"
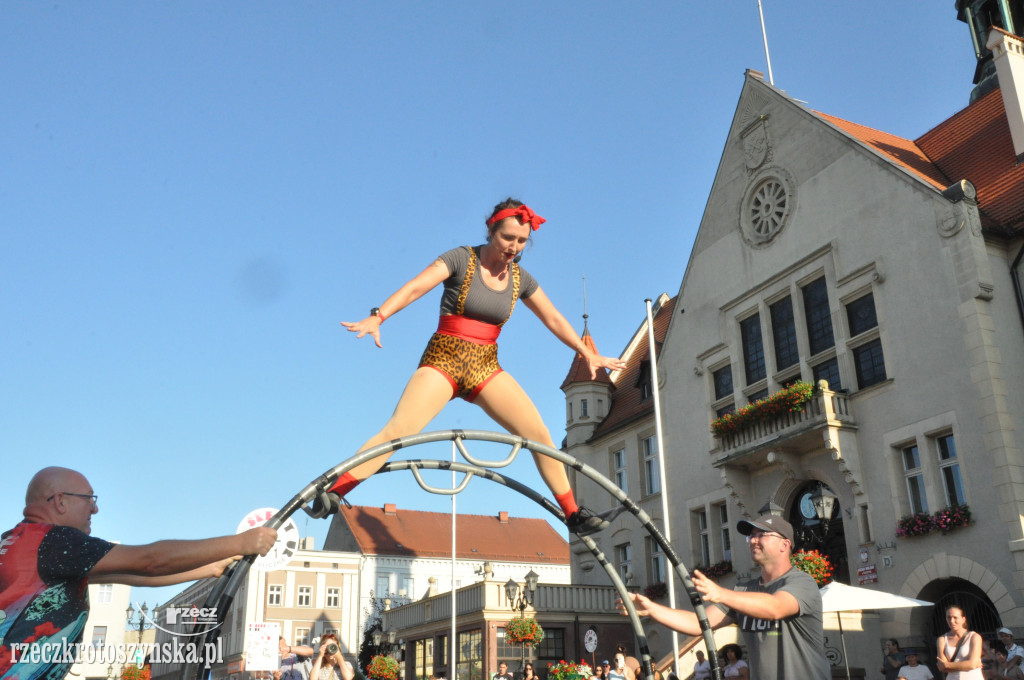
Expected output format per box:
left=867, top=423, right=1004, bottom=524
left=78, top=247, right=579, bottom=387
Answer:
left=607, top=654, right=629, bottom=680
left=276, top=636, right=315, bottom=680
left=995, top=641, right=1024, bottom=680
left=981, top=638, right=998, bottom=680
left=721, top=645, right=748, bottom=680
left=936, top=605, right=983, bottom=679
left=882, top=639, right=906, bottom=680
left=493, top=662, right=515, bottom=680
left=896, top=649, right=933, bottom=680
left=309, top=634, right=353, bottom=680
left=685, top=650, right=711, bottom=680
left=999, top=629, right=1023, bottom=672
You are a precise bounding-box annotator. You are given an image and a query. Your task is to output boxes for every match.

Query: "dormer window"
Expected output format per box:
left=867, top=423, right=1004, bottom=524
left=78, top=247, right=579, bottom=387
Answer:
left=636, top=360, right=653, bottom=401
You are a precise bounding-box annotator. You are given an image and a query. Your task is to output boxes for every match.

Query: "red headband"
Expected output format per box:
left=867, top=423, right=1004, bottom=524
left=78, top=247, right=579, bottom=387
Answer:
left=487, top=205, right=547, bottom=231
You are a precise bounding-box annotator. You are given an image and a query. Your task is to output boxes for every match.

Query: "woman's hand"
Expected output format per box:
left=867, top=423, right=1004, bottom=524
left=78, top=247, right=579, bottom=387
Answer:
left=586, top=352, right=627, bottom=379
left=341, top=317, right=383, bottom=348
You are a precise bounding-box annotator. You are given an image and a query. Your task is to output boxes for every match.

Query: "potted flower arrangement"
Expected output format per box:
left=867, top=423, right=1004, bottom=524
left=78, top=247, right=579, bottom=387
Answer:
left=699, top=560, right=733, bottom=580
left=122, top=667, right=151, bottom=680
left=367, top=655, right=400, bottom=680
left=504, top=617, right=544, bottom=646
left=547, top=660, right=593, bottom=680
left=643, top=581, right=668, bottom=599
left=790, top=549, right=834, bottom=586
left=932, top=504, right=971, bottom=534
left=896, top=511, right=934, bottom=538
left=711, top=381, right=814, bottom=437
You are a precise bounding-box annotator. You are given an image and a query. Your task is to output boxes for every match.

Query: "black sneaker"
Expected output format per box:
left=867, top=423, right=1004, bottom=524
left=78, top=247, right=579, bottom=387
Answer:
left=305, top=491, right=349, bottom=519
left=566, top=506, right=612, bottom=536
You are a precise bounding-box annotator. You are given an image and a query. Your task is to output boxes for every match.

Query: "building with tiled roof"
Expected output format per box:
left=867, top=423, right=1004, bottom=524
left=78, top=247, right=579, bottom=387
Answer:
left=151, top=541, right=363, bottom=680
left=562, top=4, right=1024, bottom=674
left=323, top=503, right=571, bottom=662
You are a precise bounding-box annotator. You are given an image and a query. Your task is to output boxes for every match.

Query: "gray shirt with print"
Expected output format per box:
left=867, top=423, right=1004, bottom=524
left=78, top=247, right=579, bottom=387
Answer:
left=717, top=567, right=830, bottom=680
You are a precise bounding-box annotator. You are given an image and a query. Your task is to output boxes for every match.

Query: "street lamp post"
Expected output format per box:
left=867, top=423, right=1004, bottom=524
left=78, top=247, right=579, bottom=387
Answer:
left=504, top=570, right=539, bottom=673
left=373, top=629, right=397, bottom=656
left=125, top=602, right=159, bottom=670
left=125, top=603, right=150, bottom=643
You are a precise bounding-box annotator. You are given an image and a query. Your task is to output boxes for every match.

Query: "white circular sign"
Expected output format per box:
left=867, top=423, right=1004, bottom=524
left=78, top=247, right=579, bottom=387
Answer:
left=236, top=508, right=301, bottom=571
left=584, top=628, right=598, bottom=654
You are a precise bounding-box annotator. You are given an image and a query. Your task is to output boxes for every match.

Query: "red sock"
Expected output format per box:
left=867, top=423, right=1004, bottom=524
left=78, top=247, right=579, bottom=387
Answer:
left=555, top=490, right=579, bottom=517
left=329, top=472, right=361, bottom=496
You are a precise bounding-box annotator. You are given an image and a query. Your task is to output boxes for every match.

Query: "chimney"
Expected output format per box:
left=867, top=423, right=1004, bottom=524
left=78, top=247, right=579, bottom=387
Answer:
left=384, top=503, right=397, bottom=515
left=987, top=28, right=1024, bottom=161
left=498, top=511, right=509, bottom=523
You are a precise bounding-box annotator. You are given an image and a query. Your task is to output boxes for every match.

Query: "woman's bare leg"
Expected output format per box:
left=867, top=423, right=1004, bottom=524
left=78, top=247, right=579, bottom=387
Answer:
left=471, top=371, right=571, bottom=494
left=345, top=367, right=455, bottom=480
left=473, top=372, right=610, bottom=534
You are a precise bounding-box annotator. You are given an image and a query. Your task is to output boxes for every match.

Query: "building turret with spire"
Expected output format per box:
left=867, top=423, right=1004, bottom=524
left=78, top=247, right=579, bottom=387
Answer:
left=957, top=0, right=1024, bottom=101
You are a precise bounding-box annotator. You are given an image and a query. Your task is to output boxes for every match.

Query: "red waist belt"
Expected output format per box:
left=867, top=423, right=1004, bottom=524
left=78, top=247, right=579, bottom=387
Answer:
left=437, top=315, right=501, bottom=345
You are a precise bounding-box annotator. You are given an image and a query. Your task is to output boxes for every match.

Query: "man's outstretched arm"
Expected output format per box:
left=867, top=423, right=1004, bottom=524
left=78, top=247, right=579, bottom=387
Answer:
left=88, top=527, right=276, bottom=581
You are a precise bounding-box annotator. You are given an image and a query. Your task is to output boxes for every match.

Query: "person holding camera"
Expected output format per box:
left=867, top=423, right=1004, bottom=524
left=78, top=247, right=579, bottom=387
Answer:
left=606, top=653, right=629, bottom=680
left=310, top=634, right=353, bottom=680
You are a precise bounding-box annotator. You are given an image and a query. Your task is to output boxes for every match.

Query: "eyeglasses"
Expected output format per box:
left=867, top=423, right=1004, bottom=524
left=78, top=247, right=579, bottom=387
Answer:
left=47, top=492, right=98, bottom=506
left=746, top=531, right=785, bottom=542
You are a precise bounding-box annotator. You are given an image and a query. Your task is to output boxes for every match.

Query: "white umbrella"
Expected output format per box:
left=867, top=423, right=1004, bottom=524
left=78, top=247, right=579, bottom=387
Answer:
left=819, top=581, right=933, bottom=680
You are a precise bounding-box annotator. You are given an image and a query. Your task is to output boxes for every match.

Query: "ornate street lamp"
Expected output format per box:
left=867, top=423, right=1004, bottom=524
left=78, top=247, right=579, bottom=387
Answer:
left=373, top=629, right=397, bottom=656
left=795, top=483, right=840, bottom=547
left=125, top=603, right=149, bottom=643
left=505, top=571, right=540, bottom=673
left=809, top=485, right=838, bottom=524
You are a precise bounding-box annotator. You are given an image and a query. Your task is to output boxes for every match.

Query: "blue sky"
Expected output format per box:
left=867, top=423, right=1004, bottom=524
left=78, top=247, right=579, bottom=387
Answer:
left=2, top=2, right=971, bottom=607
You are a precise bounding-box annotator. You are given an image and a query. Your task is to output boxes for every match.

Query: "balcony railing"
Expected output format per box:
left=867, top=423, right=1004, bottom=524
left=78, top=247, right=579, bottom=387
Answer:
left=714, top=387, right=855, bottom=456
left=382, top=582, right=621, bottom=631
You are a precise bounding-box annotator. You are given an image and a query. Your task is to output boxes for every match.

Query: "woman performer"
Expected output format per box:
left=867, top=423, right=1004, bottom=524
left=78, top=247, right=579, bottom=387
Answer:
left=321, top=198, right=626, bottom=535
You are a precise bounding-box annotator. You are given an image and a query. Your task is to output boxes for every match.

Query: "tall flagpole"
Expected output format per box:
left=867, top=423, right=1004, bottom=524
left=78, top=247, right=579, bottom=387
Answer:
left=757, top=0, right=775, bottom=85
left=645, top=299, right=679, bottom=675
left=451, top=441, right=457, bottom=680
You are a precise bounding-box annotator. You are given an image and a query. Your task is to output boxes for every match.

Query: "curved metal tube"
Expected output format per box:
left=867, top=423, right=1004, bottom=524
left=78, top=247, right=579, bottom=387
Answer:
left=178, top=431, right=722, bottom=680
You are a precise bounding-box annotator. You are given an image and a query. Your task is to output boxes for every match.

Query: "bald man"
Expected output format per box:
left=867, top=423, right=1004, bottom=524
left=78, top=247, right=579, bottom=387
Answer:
left=0, top=467, right=278, bottom=680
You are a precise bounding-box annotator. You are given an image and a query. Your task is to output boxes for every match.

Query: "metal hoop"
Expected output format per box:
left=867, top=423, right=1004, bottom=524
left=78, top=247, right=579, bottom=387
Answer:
left=179, top=430, right=722, bottom=680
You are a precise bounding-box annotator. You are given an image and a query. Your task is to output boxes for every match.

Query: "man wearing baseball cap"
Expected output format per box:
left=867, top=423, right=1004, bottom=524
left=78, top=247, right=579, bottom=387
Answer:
left=620, top=512, right=828, bottom=680
left=896, top=649, right=933, bottom=680
left=999, top=628, right=1023, bottom=671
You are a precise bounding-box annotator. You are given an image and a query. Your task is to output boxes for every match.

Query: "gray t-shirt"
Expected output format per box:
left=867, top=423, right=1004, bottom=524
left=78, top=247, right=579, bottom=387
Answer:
left=720, top=567, right=830, bottom=680
left=437, top=246, right=538, bottom=325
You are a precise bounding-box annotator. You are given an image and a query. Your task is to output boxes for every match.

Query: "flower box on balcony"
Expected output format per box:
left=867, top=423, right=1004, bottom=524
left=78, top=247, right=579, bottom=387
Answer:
left=711, top=381, right=815, bottom=437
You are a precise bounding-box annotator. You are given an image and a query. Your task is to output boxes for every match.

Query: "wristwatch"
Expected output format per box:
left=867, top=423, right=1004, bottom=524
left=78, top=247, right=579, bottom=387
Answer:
left=370, top=307, right=382, bottom=320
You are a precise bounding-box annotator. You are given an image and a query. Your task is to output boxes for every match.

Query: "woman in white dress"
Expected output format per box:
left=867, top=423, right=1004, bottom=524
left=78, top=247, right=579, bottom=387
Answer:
left=937, top=605, right=984, bottom=680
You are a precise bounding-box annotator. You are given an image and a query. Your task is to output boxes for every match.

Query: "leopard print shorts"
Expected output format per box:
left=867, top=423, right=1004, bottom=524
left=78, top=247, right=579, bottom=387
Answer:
left=419, top=332, right=503, bottom=402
